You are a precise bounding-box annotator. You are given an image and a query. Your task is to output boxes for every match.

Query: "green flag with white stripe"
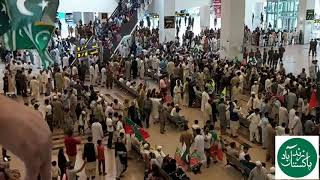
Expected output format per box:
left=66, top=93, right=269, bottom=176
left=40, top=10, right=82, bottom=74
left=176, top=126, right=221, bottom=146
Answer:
left=1, top=0, right=59, bottom=68
left=0, top=0, right=10, bottom=35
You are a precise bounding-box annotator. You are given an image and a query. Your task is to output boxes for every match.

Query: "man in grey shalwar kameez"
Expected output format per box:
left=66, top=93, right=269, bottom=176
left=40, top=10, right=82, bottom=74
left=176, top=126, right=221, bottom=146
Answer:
left=286, top=91, right=297, bottom=112
left=248, top=161, right=268, bottom=180
left=218, top=98, right=227, bottom=134
left=125, top=59, right=132, bottom=80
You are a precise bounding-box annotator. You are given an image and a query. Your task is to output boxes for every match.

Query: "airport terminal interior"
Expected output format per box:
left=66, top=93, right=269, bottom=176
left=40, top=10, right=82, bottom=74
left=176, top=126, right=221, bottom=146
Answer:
left=0, top=0, right=319, bottom=179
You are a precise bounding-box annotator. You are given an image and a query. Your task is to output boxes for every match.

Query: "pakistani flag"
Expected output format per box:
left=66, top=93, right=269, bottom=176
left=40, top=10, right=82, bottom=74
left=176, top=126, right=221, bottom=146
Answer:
left=4, top=23, right=55, bottom=67
left=0, top=0, right=10, bottom=35
left=5, top=0, right=58, bottom=28
left=1, top=0, right=59, bottom=68
left=124, top=117, right=150, bottom=142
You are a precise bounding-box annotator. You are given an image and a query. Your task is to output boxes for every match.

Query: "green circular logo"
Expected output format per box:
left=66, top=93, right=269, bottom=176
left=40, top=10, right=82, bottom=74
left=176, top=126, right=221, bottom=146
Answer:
left=277, top=138, right=318, bottom=178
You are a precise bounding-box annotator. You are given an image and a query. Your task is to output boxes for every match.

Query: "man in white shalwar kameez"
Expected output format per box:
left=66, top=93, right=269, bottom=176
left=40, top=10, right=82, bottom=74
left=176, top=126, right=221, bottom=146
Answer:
left=139, top=58, right=145, bottom=79
left=288, top=107, right=296, bottom=125
left=71, top=66, right=78, bottom=77
left=40, top=71, right=48, bottom=94
left=193, top=128, right=206, bottom=164
left=201, top=88, right=210, bottom=112
left=278, top=105, right=288, bottom=127
left=92, top=119, right=104, bottom=145
left=264, top=78, right=272, bottom=93
left=203, top=100, right=212, bottom=122
left=259, top=113, right=269, bottom=149
left=251, top=81, right=259, bottom=95
left=30, top=76, right=40, bottom=101
left=62, top=55, right=69, bottom=68
left=63, top=75, right=70, bottom=90
left=150, top=98, right=161, bottom=123
left=101, top=66, right=106, bottom=87
left=288, top=112, right=303, bottom=135
left=248, top=109, right=261, bottom=143
left=89, top=65, right=95, bottom=84
left=167, top=61, right=175, bottom=77
left=94, top=64, right=99, bottom=85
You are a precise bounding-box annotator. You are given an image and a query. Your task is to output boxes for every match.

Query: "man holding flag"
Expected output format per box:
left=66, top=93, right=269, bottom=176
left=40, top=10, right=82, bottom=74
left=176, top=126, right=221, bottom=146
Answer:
left=309, top=67, right=320, bottom=110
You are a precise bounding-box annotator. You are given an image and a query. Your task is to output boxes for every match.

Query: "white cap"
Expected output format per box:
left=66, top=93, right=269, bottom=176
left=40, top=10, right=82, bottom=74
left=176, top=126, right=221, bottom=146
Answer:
left=255, top=161, right=262, bottom=166
left=251, top=92, right=255, bottom=95
left=270, top=167, right=275, bottom=173
left=156, top=146, right=162, bottom=150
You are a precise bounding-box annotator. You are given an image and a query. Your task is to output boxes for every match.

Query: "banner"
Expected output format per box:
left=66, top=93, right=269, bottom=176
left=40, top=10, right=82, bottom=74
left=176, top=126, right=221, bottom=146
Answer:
left=213, top=0, right=221, bottom=18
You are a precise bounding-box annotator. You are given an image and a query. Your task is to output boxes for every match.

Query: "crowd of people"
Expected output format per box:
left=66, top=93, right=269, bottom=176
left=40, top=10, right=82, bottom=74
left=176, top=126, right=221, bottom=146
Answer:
left=106, top=24, right=320, bottom=180
left=0, top=3, right=319, bottom=179
left=244, top=26, right=301, bottom=47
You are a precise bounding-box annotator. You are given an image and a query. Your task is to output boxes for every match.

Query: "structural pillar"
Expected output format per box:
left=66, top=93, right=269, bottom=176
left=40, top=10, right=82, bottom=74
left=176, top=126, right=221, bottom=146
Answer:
left=220, top=0, right=245, bottom=59
left=159, top=0, right=176, bottom=43
left=200, top=5, right=211, bottom=30
left=297, top=0, right=315, bottom=44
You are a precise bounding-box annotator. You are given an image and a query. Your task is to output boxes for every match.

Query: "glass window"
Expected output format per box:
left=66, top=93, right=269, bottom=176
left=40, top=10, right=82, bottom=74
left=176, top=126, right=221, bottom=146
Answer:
left=266, top=0, right=299, bottom=29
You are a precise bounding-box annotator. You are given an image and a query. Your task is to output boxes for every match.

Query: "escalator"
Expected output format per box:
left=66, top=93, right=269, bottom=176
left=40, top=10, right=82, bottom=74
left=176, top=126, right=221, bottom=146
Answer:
left=99, top=1, right=139, bottom=62
left=99, top=0, right=153, bottom=62
left=72, top=0, right=151, bottom=65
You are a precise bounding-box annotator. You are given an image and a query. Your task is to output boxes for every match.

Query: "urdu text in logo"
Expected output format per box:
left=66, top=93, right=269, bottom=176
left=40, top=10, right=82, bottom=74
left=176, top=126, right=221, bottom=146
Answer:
left=276, top=137, right=319, bottom=179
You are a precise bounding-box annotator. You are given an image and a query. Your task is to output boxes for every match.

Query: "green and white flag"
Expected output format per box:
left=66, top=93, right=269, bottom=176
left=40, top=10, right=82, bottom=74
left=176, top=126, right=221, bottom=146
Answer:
left=4, top=23, right=55, bottom=67
left=1, top=0, right=59, bottom=68
left=0, top=0, right=10, bottom=35
left=5, top=0, right=58, bottom=29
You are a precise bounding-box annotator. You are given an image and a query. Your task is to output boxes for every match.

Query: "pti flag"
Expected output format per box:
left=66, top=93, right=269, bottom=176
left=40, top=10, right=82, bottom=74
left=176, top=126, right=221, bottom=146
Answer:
left=309, top=71, right=320, bottom=109
left=0, top=0, right=59, bottom=68
left=124, top=117, right=150, bottom=142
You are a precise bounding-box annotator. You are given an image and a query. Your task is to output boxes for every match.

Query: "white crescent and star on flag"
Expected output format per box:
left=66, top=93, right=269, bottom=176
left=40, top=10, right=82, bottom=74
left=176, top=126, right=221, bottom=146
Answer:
left=1, top=3, right=7, bottom=13
left=16, top=0, right=49, bottom=16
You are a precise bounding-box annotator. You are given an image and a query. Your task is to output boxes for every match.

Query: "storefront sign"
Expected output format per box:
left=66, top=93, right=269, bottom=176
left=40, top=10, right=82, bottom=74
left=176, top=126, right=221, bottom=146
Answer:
left=306, top=9, right=315, bottom=20
left=164, top=16, right=175, bottom=29
left=76, top=37, right=99, bottom=58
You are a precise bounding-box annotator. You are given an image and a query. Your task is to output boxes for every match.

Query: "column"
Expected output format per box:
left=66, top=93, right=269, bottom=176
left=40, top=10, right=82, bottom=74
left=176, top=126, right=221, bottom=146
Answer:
left=81, top=12, right=84, bottom=24
left=297, top=0, right=315, bottom=44
left=200, top=5, right=210, bottom=30
left=220, top=0, right=245, bottom=59
left=159, top=0, right=176, bottom=43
